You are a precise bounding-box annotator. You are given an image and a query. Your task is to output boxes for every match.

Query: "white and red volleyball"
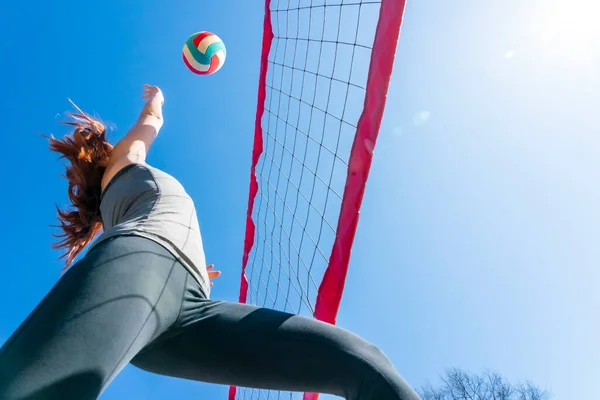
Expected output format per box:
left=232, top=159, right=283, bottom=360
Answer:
left=182, top=31, right=226, bottom=75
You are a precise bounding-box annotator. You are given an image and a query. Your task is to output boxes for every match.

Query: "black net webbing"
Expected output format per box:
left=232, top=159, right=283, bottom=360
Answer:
left=236, top=1, right=384, bottom=399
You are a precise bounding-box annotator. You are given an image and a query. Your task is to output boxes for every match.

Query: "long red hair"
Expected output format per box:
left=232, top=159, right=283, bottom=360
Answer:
left=45, top=103, right=114, bottom=267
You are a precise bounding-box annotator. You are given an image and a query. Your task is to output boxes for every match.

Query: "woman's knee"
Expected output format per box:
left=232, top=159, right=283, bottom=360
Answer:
left=332, top=331, right=420, bottom=399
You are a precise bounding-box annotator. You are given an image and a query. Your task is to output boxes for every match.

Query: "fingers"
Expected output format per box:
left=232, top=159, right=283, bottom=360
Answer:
left=206, top=264, right=221, bottom=280
left=143, top=84, right=160, bottom=92
left=141, top=84, right=164, bottom=104
left=208, top=270, right=221, bottom=279
left=142, top=84, right=156, bottom=94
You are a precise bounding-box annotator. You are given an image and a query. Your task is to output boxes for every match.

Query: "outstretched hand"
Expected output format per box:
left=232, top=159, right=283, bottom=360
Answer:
left=207, top=264, right=222, bottom=287
left=139, top=84, right=164, bottom=122
left=142, top=84, right=164, bottom=105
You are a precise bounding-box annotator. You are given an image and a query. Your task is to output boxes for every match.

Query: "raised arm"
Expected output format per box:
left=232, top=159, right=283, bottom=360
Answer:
left=102, top=85, right=164, bottom=189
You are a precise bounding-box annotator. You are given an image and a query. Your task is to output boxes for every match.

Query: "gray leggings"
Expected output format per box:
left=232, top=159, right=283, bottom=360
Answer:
left=0, top=236, right=420, bottom=400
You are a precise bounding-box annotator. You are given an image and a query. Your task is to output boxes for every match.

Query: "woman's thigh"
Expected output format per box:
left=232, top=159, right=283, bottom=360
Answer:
left=0, top=236, right=188, bottom=400
left=132, top=293, right=419, bottom=399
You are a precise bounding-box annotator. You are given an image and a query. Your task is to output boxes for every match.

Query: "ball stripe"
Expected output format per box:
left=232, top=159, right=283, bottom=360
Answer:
left=192, top=31, right=213, bottom=47
left=197, top=35, right=221, bottom=54
left=183, top=46, right=210, bottom=72
left=185, top=37, right=211, bottom=65
left=183, top=53, right=202, bottom=74
left=207, top=52, right=221, bottom=74
left=215, top=50, right=226, bottom=67
left=204, top=41, right=226, bottom=58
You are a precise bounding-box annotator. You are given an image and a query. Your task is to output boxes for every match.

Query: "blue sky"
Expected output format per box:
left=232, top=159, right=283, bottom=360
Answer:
left=0, top=0, right=598, bottom=399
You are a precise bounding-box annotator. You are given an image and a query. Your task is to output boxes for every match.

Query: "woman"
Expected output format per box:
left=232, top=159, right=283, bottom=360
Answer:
left=0, top=85, right=420, bottom=400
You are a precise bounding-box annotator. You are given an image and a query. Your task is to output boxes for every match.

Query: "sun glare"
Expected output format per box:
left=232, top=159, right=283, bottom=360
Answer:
left=528, top=0, right=600, bottom=64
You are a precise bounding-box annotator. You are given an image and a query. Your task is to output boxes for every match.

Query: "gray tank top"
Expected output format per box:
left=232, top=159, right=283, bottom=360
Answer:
left=89, top=163, right=210, bottom=296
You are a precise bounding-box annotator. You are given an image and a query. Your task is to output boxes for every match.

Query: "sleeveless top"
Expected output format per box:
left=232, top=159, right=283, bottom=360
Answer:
left=88, top=163, right=211, bottom=297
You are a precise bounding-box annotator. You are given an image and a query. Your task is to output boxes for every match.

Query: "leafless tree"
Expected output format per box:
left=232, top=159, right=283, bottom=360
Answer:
left=419, top=368, right=551, bottom=400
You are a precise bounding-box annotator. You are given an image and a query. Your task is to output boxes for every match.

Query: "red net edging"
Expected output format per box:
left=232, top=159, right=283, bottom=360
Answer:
left=231, top=1, right=407, bottom=399
left=238, top=0, right=275, bottom=306
left=312, top=0, right=407, bottom=327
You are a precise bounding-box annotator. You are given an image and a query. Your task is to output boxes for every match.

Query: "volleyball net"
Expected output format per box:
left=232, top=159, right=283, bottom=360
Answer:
left=230, top=1, right=407, bottom=398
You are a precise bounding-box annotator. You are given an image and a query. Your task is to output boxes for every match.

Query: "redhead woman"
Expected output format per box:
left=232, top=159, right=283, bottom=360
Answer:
left=0, top=85, right=420, bottom=400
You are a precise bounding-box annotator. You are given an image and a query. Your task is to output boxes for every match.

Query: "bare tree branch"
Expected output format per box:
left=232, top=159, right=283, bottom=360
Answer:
left=420, top=368, right=551, bottom=400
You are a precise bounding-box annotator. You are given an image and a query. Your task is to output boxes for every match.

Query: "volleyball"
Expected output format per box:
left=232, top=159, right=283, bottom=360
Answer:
left=182, top=31, right=226, bottom=75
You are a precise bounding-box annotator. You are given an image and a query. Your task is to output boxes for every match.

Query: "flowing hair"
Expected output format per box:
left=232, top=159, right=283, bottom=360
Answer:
left=45, top=102, right=114, bottom=268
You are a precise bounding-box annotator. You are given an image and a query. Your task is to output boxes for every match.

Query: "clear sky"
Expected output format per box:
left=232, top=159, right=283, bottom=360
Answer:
left=0, top=1, right=598, bottom=399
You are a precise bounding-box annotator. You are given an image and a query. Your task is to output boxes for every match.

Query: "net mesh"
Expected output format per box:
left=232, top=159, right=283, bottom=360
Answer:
left=234, top=0, right=388, bottom=399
